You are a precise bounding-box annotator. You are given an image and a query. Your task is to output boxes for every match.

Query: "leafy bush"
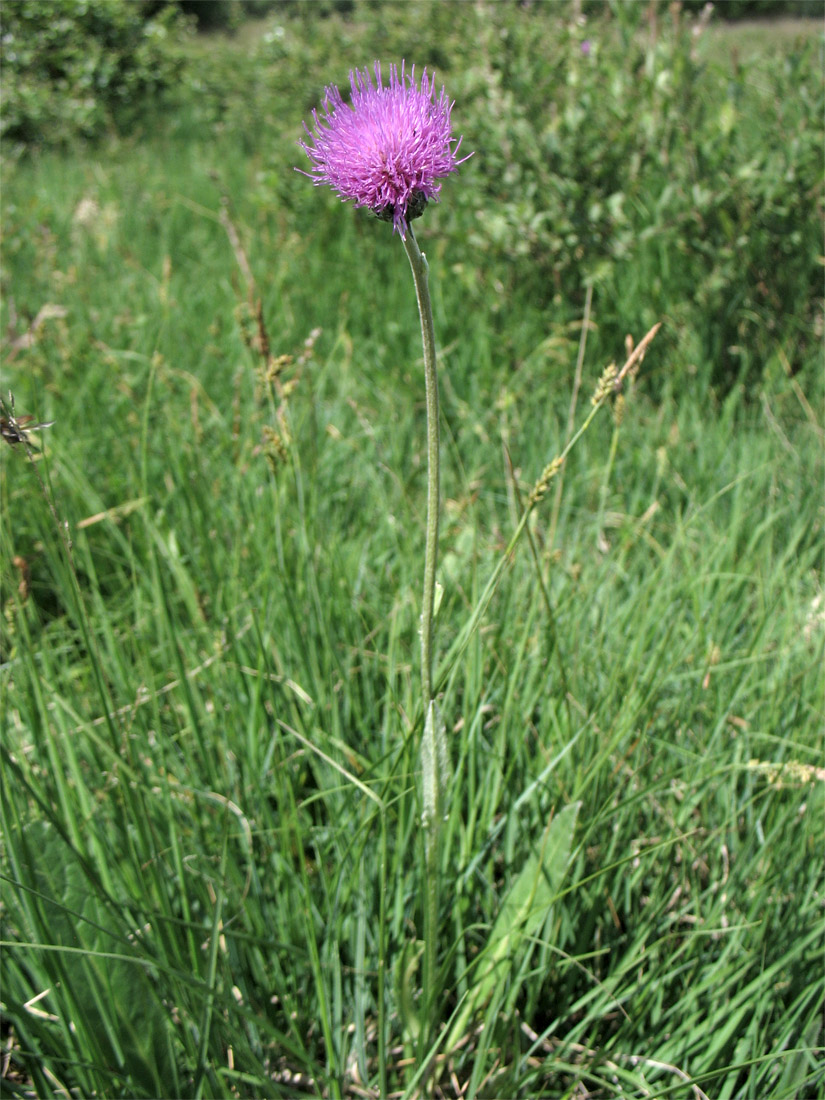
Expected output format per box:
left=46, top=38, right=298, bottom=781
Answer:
left=438, top=2, right=823, bottom=393
left=677, top=0, right=823, bottom=16
left=0, top=0, right=192, bottom=149
left=177, top=0, right=242, bottom=31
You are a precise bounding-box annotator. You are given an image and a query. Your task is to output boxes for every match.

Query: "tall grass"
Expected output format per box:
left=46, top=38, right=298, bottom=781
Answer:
left=2, top=3, right=823, bottom=1098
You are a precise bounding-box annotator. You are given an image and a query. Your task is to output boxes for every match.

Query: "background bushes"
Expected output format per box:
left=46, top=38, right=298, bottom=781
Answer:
left=443, top=4, right=823, bottom=394
left=0, top=0, right=191, bottom=148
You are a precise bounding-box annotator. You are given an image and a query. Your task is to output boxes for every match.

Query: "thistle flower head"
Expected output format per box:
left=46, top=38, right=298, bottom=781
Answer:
left=298, top=61, right=470, bottom=237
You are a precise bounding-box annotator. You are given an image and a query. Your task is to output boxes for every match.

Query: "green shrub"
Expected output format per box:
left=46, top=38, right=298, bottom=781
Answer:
left=677, top=0, right=823, bottom=17
left=178, top=0, right=242, bottom=31
left=0, top=0, right=192, bottom=149
left=441, top=2, right=823, bottom=393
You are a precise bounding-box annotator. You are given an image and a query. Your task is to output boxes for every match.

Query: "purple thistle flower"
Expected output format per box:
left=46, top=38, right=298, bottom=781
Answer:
left=298, top=61, right=471, bottom=238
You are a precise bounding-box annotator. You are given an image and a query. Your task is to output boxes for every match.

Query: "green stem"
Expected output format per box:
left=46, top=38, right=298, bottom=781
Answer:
left=401, top=223, right=442, bottom=1066
left=402, top=225, right=440, bottom=708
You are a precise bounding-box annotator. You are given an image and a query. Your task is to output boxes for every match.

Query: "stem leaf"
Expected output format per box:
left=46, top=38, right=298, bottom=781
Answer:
left=420, top=699, right=450, bottom=827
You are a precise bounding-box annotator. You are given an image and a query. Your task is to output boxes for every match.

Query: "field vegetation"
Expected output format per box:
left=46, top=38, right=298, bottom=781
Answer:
left=1, top=2, right=823, bottom=1097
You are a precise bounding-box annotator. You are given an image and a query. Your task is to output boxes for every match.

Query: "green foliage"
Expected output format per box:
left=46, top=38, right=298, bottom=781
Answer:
left=178, top=0, right=243, bottom=32
left=443, top=3, right=823, bottom=394
left=1, top=3, right=823, bottom=1097
left=0, top=0, right=192, bottom=149
left=678, top=0, right=823, bottom=16
left=4, top=821, right=178, bottom=1096
left=444, top=802, right=580, bottom=1054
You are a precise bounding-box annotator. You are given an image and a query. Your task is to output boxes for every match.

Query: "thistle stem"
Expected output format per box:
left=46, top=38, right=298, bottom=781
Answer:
left=402, top=225, right=440, bottom=708
left=401, top=223, right=441, bottom=1063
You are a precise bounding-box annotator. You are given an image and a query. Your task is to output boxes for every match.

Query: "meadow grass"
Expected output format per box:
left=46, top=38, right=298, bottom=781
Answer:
left=1, top=4, right=823, bottom=1098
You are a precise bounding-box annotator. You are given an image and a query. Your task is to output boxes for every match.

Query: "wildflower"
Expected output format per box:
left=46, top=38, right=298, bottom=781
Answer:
left=580, top=39, right=592, bottom=57
left=298, top=61, right=470, bottom=237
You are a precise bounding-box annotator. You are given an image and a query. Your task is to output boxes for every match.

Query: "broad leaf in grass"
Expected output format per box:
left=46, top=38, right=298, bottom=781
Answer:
left=445, top=800, right=580, bottom=1053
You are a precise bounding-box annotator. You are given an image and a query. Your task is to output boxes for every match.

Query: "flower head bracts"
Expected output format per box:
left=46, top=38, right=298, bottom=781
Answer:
left=299, top=62, right=470, bottom=237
